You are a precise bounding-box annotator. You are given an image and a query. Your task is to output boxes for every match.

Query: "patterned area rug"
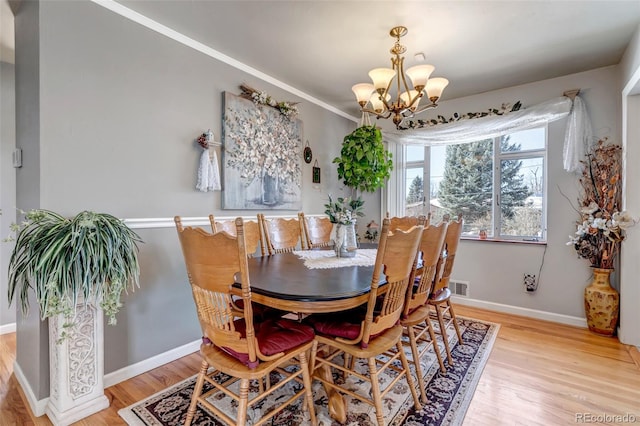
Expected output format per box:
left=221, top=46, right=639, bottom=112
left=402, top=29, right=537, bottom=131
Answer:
left=119, top=317, right=498, bottom=426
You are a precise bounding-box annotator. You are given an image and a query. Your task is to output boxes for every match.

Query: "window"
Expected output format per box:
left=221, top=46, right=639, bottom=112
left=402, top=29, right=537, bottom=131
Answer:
left=402, top=127, right=546, bottom=241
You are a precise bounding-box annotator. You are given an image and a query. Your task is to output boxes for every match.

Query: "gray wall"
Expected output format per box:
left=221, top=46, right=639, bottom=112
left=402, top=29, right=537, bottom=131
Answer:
left=0, top=61, right=16, bottom=327
left=14, top=0, right=358, bottom=399
left=14, top=0, right=50, bottom=401
left=37, top=1, right=356, bottom=218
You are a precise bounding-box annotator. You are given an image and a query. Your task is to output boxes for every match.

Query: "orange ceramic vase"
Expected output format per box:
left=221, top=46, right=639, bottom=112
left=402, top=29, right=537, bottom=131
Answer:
left=584, top=268, right=619, bottom=336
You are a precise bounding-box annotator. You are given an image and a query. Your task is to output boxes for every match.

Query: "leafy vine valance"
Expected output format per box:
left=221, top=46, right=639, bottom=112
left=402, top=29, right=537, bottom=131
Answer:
left=400, top=101, right=522, bottom=130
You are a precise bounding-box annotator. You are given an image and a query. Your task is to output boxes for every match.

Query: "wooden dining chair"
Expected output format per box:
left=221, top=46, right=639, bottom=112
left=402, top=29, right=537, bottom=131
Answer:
left=306, top=218, right=424, bottom=426
left=209, top=215, right=265, bottom=257
left=400, top=219, right=448, bottom=403
left=299, top=212, right=333, bottom=249
left=429, top=214, right=464, bottom=365
left=210, top=215, right=283, bottom=321
left=259, top=213, right=304, bottom=255
left=387, top=212, right=429, bottom=232
left=174, top=216, right=317, bottom=426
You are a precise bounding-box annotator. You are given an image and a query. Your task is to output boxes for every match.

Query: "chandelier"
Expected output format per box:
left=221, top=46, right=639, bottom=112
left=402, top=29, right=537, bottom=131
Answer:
left=352, top=26, right=449, bottom=130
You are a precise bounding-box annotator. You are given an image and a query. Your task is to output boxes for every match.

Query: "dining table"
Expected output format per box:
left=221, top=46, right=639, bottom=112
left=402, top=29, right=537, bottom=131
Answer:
left=246, top=248, right=383, bottom=311
left=236, top=246, right=383, bottom=423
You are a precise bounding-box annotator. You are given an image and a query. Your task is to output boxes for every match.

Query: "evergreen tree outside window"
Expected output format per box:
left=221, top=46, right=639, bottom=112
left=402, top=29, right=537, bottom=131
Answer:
left=407, top=176, right=424, bottom=204
left=402, top=126, right=546, bottom=240
left=405, top=146, right=429, bottom=217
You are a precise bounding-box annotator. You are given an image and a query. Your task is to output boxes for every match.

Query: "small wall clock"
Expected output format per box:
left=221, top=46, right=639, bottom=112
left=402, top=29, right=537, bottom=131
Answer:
left=303, top=140, right=313, bottom=163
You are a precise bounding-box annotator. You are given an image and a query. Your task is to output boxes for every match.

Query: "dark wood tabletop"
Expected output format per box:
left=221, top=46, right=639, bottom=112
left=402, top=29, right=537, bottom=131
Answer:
left=240, top=248, right=383, bottom=313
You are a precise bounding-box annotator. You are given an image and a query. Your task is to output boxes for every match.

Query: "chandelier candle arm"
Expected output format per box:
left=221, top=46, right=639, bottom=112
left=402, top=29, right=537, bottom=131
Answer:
left=352, top=26, right=448, bottom=130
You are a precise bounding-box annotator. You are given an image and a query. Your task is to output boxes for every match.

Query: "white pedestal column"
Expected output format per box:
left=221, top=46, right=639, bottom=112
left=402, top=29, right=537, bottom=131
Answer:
left=45, top=302, right=109, bottom=425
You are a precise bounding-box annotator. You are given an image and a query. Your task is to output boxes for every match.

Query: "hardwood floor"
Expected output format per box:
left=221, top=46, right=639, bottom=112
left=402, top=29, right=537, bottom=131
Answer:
left=1, top=305, right=639, bottom=425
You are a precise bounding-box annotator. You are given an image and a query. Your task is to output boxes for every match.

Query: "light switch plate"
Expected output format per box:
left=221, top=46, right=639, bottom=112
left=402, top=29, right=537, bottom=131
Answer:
left=12, top=148, right=22, bottom=168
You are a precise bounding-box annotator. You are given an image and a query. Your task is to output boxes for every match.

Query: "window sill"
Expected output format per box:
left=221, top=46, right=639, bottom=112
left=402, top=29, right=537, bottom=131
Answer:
left=461, top=237, right=547, bottom=246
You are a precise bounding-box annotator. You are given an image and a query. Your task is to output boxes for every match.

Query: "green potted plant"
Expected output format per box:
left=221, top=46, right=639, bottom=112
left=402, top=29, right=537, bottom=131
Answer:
left=333, top=125, right=393, bottom=194
left=7, top=209, right=142, bottom=423
left=332, top=125, right=393, bottom=244
left=8, top=209, right=141, bottom=327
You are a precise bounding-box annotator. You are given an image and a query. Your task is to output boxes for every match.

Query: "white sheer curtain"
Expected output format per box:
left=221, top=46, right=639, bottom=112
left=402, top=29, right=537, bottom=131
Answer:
left=382, top=142, right=406, bottom=218
left=382, top=96, right=573, bottom=146
left=563, top=95, right=593, bottom=173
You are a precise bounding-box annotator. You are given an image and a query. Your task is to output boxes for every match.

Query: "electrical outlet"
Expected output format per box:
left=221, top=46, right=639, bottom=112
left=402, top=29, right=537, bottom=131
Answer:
left=524, top=274, right=537, bottom=292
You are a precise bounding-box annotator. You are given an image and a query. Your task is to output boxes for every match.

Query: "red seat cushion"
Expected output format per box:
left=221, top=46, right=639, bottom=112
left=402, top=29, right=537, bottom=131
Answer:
left=304, top=312, right=362, bottom=340
left=256, top=318, right=315, bottom=355
left=215, top=318, right=314, bottom=369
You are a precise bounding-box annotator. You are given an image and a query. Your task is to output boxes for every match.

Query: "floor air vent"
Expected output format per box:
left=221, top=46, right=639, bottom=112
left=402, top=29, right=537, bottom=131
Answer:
left=448, top=280, right=469, bottom=297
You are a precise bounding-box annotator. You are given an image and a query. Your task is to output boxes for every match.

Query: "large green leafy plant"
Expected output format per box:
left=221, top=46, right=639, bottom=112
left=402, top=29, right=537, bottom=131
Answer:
left=8, top=210, right=142, bottom=334
left=333, top=125, right=393, bottom=193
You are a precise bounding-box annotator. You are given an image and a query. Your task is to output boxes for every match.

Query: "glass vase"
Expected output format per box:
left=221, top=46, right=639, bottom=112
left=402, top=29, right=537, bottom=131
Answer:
left=261, top=172, right=279, bottom=205
left=334, top=222, right=357, bottom=258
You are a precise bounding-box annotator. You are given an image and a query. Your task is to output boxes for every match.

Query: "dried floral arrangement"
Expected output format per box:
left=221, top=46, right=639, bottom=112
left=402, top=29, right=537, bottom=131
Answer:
left=239, top=84, right=299, bottom=119
left=567, top=138, right=635, bottom=269
left=400, top=101, right=522, bottom=130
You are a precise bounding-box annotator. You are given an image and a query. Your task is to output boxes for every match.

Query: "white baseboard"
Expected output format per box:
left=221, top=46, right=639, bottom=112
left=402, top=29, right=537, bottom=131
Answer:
left=452, top=296, right=587, bottom=328
left=13, top=361, right=48, bottom=417
left=104, top=339, right=201, bottom=388
left=0, top=322, right=16, bottom=335
left=12, top=339, right=201, bottom=417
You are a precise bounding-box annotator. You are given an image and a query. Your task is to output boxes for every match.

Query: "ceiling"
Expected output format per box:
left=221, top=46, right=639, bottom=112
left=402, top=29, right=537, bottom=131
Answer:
left=3, top=1, right=640, bottom=118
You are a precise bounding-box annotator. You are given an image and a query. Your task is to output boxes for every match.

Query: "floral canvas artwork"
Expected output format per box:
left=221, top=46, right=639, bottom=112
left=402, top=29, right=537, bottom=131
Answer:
left=222, top=91, right=302, bottom=210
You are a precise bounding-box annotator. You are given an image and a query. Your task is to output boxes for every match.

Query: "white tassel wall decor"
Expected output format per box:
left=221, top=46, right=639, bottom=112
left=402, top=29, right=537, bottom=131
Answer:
left=195, top=130, right=221, bottom=192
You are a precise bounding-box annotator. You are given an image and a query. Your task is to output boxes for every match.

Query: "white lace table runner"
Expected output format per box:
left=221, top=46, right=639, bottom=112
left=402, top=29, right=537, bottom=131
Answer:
left=292, top=249, right=378, bottom=269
